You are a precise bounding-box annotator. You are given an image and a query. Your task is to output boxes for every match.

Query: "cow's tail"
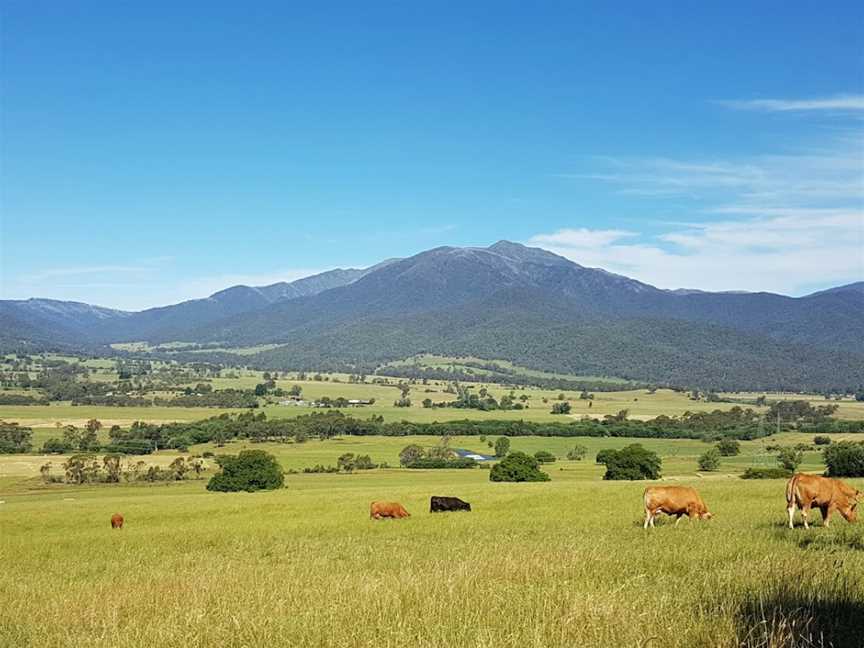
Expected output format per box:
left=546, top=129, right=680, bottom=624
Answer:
left=785, top=474, right=799, bottom=507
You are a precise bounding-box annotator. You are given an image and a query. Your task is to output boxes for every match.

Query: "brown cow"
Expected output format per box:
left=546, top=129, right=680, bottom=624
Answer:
left=643, top=486, right=712, bottom=529
left=370, top=501, right=410, bottom=520
left=786, top=473, right=862, bottom=529
left=110, top=513, right=124, bottom=529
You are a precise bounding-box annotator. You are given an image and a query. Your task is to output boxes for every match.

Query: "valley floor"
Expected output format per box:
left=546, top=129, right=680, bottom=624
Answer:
left=2, top=435, right=863, bottom=647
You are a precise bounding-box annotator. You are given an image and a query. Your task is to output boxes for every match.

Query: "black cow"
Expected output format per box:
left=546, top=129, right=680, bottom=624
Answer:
left=430, top=496, right=471, bottom=512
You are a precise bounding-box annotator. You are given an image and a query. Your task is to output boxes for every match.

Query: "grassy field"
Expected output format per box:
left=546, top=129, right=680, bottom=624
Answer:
left=2, top=453, right=862, bottom=647
left=386, top=353, right=634, bottom=384
left=4, top=386, right=864, bottom=435
left=4, top=357, right=864, bottom=646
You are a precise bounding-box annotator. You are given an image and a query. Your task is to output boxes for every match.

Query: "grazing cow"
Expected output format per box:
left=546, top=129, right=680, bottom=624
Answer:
left=110, top=513, right=124, bottom=529
left=643, top=486, right=712, bottom=529
left=430, top=496, right=471, bottom=513
left=786, top=473, right=862, bottom=529
left=370, top=501, right=410, bottom=520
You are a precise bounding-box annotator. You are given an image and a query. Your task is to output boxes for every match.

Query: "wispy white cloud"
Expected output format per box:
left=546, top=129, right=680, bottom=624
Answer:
left=544, top=115, right=864, bottom=294
left=561, top=138, right=864, bottom=204
left=529, top=228, right=637, bottom=248
left=527, top=208, right=864, bottom=295
left=720, top=94, right=864, bottom=112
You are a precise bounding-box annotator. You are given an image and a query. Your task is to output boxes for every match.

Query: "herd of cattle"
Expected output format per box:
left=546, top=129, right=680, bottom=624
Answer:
left=109, top=473, right=862, bottom=530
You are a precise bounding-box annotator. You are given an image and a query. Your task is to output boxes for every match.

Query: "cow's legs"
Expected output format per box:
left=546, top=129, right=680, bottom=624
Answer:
left=801, top=505, right=811, bottom=529
left=675, top=513, right=684, bottom=527
left=821, top=505, right=831, bottom=528
left=787, top=502, right=796, bottom=529
left=644, top=509, right=652, bottom=529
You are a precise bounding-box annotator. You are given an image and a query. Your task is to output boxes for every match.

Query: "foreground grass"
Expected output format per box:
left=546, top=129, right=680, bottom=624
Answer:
left=2, top=468, right=863, bottom=647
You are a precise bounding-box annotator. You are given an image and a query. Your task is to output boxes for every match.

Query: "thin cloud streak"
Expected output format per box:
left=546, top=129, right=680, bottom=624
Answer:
left=720, top=94, right=864, bottom=112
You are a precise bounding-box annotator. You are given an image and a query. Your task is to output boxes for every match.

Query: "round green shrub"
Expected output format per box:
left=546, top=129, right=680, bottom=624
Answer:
left=489, top=452, right=550, bottom=482
left=206, top=450, right=284, bottom=492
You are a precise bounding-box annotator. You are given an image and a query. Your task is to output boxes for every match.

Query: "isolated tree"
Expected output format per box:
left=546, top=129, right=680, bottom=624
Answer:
left=39, top=462, right=52, bottom=483
left=169, top=457, right=189, bottom=480
left=567, top=445, right=587, bottom=461
left=353, top=454, right=376, bottom=470
left=813, top=435, right=832, bottom=446
left=602, top=445, right=662, bottom=480
left=206, top=450, right=284, bottom=492
left=716, top=438, right=740, bottom=456
left=604, top=409, right=629, bottom=423
left=85, top=419, right=102, bottom=434
left=103, top=453, right=123, bottom=483
left=494, top=436, right=511, bottom=458
left=551, top=401, right=571, bottom=415
left=288, top=385, right=302, bottom=397
left=422, top=398, right=433, bottom=408
left=62, top=425, right=81, bottom=450
left=63, top=454, right=100, bottom=484
left=189, top=458, right=205, bottom=479
left=399, top=444, right=425, bottom=466
left=489, top=452, right=550, bottom=482
left=776, top=447, right=804, bottom=472
left=698, top=448, right=721, bottom=472
left=427, top=435, right=454, bottom=460
left=79, top=427, right=99, bottom=451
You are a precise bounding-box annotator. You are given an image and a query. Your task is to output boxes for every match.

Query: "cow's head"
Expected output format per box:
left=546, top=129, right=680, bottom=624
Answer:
left=838, top=493, right=860, bottom=523
left=700, top=511, right=713, bottom=520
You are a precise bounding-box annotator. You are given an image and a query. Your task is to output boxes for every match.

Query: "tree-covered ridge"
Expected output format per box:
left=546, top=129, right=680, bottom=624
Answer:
left=2, top=243, right=863, bottom=392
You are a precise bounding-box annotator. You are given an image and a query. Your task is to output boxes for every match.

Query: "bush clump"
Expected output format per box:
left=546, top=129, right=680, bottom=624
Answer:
left=776, top=447, right=804, bottom=471
left=595, top=448, right=617, bottom=465
left=716, top=438, right=740, bottom=456
left=404, top=457, right=477, bottom=469
left=698, top=448, right=721, bottom=472
left=741, top=467, right=793, bottom=479
left=206, top=450, right=284, bottom=492
left=489, top=452, right=550, bottom=482
left=823, top=442, right=864, bottom=477
left=601, top=444, right=662, bottom=480
left=534, top=450, right=557, bottom=463
left=101, top=439, right=155, bottom=455
left=567, top=445, right=587, bottom=460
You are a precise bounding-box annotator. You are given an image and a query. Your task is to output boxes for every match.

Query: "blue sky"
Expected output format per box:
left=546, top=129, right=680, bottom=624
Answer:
left=2, top=1, right=862, bottom=310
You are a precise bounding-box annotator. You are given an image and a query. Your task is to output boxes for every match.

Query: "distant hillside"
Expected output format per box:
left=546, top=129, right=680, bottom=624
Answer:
left=0, top=262, right=392, bottom=345
left=1, top=241, right=862, bottom=391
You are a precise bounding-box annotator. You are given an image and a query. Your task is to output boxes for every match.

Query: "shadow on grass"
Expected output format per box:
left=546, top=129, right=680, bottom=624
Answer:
left=795, top=526, right=864, bottom=552
left=767, top=524, right=864, bottom=552
left=734, top=578, right=864, bottom=648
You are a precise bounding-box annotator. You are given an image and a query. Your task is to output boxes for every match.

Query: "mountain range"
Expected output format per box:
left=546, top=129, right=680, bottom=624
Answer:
left=2, top=241, right=862, bottom=391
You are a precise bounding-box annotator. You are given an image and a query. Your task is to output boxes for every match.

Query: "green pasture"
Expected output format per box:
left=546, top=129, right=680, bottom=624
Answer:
left=386, top=353, right=633, bottom=384
left=1, top=463, right=862, bottom=647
